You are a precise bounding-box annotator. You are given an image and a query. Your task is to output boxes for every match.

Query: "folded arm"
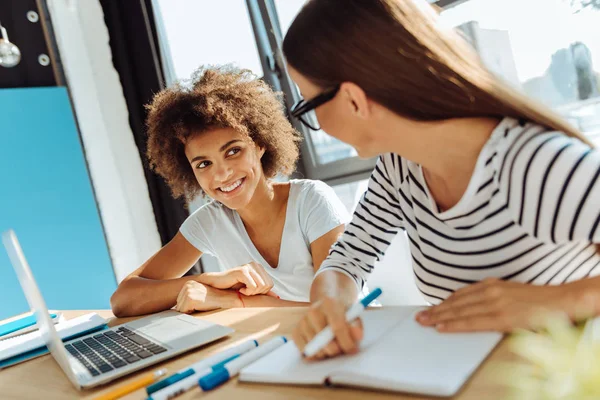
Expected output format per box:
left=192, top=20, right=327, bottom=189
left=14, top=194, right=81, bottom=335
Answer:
left=110, top=232, right=203, bottom=317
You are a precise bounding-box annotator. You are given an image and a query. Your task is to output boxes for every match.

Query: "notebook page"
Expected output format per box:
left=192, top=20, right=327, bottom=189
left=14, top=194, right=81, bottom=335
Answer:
left=239, top=307, right=420, bottom=385
left=329, top=311, right=502, bottom=397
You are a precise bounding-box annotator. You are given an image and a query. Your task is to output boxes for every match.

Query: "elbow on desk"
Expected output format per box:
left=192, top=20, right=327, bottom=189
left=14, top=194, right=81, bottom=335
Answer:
left=110, top=287, right=134, bottom=318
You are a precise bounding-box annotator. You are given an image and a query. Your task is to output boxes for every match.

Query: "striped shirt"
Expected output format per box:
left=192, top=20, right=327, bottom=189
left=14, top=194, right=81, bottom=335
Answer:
left=318, top=118, right=600, bottom=304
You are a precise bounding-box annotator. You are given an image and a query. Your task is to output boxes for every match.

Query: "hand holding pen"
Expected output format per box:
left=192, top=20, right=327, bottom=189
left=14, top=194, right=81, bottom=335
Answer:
left=292, top=288, right=382, bottom=360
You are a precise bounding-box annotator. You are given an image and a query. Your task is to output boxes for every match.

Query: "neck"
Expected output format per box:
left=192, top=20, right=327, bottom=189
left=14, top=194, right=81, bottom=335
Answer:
left=375, top=113, right=500, bottom=181
left=236, top=177, right=285, bottom=230
left=371, top=112, right=500, bottom=209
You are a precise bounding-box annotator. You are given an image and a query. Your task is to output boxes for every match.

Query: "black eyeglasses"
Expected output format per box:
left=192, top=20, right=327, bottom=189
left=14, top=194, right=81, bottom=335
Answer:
left=290, top=84, right=341, bottom=131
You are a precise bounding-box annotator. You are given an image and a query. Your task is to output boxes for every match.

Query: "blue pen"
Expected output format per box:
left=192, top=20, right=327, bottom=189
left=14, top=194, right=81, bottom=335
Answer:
left=199, top=336, right=288, bottom=391
left=146, top=339, right=258, bottom=396
left=303, top=288, right=382, bottom=357
left=148, top=354, right=240, bottom=400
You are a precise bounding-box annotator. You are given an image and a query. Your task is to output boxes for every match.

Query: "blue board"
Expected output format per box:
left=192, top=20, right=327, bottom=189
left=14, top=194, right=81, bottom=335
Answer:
left=0, top=87, right=116, bottom=320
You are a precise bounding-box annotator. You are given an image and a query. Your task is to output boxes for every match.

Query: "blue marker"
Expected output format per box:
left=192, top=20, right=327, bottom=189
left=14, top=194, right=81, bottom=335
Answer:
left=303, top=288, right=382, bottom=357
left=198, top=336, right=288, bottom=391
left=146, top=339, right=258, bottom=396
left=148, top=354, right=240, bottom=400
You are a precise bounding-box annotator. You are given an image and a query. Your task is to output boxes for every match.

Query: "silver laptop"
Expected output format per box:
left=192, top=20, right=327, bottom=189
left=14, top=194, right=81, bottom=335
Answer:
left=2, top=229, right=234, bottom=389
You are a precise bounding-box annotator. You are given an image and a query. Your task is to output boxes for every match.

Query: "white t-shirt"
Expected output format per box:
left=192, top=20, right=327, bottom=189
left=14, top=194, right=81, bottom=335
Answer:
left=180, top=179, right=349, bottom=302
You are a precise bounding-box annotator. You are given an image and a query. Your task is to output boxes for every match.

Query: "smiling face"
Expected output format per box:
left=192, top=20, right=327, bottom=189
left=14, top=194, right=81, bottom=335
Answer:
left=184, top=127, right=266, bottom=210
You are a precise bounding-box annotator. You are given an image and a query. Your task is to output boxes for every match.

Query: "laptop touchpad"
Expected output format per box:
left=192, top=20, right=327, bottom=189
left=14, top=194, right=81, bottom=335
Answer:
left=136, top=317, right=200, bottom=342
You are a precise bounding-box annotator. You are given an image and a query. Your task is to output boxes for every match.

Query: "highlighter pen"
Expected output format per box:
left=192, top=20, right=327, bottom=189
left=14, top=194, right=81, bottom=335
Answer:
left=303, top=287, right=382, bottom=358
left=148, top=354, right=241, bottom=400
left=146, top=339, right=258, bottom=396
left=198, top=336, right=288, bottom=391
left=94, top=369, right=167, bottom=400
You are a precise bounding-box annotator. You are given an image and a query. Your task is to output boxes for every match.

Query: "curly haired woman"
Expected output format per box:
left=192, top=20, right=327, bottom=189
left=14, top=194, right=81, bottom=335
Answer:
left=110, top=65, right=348, bottom=317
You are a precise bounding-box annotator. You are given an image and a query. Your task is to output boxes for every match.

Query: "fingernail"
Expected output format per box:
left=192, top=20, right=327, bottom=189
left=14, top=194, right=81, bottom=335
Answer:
left=436, top=323, right=445, bottom=331
left=417, top=313, right=428, bottom=322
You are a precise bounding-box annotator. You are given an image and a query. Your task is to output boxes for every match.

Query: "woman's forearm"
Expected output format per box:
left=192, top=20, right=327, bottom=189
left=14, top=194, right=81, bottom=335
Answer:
left=565, top=275, right=600, bottom=319
left=238, top=293, right=307, bottom=307
left=110, top=276, right=198, bottom=317
left=310, top=270, right=359, bottom=306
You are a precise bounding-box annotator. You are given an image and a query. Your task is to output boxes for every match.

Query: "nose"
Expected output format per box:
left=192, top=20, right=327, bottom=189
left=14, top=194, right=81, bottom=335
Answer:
left=213, top=161, right=233, bottom=184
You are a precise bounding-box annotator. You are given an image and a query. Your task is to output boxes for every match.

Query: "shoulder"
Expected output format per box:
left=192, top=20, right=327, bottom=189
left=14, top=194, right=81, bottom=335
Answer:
left=290, top=179, right=341, bottom=204
left=291, top=179, right=349, bottom=216
left=291, top=180, right=350, bottom=241
left=496, top=119, right=594, bottom=180
left=374, top=153, right=408, bottom=186
left=184, top=199, right=231, bottom=225
left=292, top=178, right=333, bottom=194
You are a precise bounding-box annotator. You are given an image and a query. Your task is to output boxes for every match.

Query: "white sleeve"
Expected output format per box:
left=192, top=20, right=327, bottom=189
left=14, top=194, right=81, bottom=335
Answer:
left=179, top=203, right=217, bottom=255
left=299, top=180, right=350, bottom=244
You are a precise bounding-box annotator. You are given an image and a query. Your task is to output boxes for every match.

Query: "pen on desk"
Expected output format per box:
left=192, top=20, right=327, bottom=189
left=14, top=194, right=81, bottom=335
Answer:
left=303, top=287, right=383, bottom=358
left=147, top=340, right=259, bottom=400
left=148, top=365, right=214, bottom=400
left=146, top=339, right=258, bottom=396
left=198, top=336, right=288, bottom=391
left=94, top=369, right=167, bottom=400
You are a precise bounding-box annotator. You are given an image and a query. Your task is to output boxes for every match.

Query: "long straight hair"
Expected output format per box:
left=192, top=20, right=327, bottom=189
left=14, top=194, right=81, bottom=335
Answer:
left=283, top=0, right=598, bottom=252
left=283, top=0, right=593, bottom=146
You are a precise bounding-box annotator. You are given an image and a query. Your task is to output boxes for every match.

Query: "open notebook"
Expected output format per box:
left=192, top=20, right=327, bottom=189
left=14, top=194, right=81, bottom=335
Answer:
left=240, top=307, right=502, bottom=397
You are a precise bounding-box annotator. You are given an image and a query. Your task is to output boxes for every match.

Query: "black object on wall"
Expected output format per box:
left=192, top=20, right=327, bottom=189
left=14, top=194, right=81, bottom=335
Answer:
left=0, top=0, right=59, bottom=88
left=98, top=1, right=201, bottom=273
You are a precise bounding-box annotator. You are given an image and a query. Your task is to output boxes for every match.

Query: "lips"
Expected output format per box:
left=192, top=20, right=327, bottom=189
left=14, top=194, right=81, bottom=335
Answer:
left=217, top=177, right=245, bottom=193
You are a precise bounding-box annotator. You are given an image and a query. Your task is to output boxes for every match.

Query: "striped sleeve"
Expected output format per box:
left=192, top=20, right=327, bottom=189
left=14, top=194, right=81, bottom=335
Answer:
left=500, top=130, right=600, bottom=244
left=316, top=154, right=405, bottom=289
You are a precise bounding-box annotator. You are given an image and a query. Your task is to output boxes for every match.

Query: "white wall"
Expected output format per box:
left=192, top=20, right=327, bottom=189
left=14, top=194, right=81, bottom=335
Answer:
left=47, top=0, right=162, bottom=282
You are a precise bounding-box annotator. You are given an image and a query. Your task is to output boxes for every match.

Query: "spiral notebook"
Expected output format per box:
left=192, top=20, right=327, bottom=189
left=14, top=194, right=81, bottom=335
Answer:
left=240, top=307, right=502, bottom=397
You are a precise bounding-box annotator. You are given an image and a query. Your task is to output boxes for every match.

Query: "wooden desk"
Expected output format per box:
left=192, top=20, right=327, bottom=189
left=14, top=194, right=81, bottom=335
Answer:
left=0, top=308, right=514, bottom=399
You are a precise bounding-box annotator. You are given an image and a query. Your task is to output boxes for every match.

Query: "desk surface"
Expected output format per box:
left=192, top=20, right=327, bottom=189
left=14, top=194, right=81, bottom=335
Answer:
left=0, top=308, right=515, bottom=399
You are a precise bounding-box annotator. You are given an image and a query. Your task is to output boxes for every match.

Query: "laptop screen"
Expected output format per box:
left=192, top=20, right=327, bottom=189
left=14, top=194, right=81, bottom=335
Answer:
left=2, top=230, right=87, bottom=385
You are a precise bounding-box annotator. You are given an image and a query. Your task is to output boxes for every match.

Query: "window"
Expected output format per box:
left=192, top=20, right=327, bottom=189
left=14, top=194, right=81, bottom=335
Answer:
left=249, top=0, right=376, bottom=183
left=275, top=0, right=358, bottom=165
left=152, top=0, right=264, bottom=85
left=440, top=0, right=600, bottom=145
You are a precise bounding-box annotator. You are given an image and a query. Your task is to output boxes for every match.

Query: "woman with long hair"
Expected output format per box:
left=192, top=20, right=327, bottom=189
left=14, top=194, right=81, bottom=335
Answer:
left=283, top=0, right=600, bottom=359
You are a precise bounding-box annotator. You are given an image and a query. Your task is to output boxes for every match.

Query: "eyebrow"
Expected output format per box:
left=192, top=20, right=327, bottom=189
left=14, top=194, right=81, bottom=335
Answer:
left=189, top=140, right=243, bottom=164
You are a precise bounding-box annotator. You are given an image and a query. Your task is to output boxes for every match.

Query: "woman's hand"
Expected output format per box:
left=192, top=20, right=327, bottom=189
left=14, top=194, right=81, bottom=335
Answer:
left=291, top=296, right=363, bottom=360
left=198, top=262, right=277, bottom=297
left=175, top=281, right=240, bottom=313
left=415, top=278, right=597, bottom=333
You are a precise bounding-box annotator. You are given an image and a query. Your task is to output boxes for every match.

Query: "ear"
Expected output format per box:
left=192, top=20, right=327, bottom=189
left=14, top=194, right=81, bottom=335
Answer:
left=257, top=145, right=266, bottom=159
left=340, top=82, right=371, bottom=120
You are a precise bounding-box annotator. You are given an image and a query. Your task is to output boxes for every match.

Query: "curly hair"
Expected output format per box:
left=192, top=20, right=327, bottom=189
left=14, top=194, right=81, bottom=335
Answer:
left=145, top=65, right=302, bottom=201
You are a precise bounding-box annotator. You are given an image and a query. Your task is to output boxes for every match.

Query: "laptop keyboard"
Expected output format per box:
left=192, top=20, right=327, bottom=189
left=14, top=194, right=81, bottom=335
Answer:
left=64, top=326, right=167, bottom=376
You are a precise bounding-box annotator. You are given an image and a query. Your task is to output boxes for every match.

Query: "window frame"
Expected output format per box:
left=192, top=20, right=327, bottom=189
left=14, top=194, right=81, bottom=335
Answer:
left=246, top=0, right=378, bottom=184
